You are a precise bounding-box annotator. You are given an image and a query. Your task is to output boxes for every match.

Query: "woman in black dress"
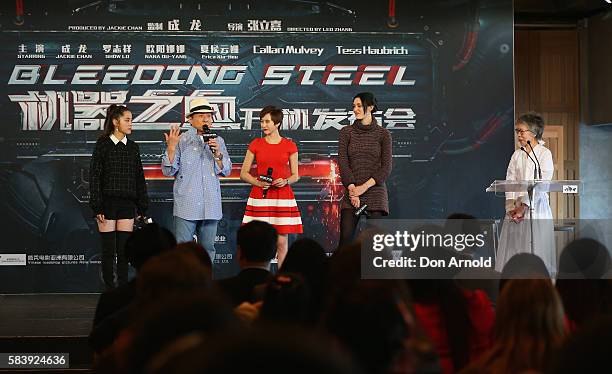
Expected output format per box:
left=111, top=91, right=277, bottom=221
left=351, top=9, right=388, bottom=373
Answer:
left=89, top=104, right=148, bottom=289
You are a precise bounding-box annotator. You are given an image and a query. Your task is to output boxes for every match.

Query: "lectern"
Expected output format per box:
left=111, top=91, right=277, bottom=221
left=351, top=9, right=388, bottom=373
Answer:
left=486, top=180, right=582, bottom=254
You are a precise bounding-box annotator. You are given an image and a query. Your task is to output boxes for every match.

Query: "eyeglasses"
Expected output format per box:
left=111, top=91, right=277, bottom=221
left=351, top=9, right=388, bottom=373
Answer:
left=514, top=129, right=533, bottom=135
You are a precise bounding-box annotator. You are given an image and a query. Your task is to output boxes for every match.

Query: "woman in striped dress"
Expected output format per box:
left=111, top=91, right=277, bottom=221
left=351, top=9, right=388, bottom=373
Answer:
left=240, top=105, right=303, bottom=267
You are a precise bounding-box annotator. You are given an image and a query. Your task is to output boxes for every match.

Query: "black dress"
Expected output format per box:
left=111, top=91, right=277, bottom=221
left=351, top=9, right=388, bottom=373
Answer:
left=89, top=136, right=148, bottom=219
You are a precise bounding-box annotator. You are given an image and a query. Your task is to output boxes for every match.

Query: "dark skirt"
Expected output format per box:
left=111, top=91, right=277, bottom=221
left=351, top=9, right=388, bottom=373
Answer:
left=102, top=196, right=136, bottom=220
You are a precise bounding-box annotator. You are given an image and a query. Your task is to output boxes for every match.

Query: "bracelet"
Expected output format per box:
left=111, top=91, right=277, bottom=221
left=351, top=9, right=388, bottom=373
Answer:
left=285, top=178, right=290, bottom=185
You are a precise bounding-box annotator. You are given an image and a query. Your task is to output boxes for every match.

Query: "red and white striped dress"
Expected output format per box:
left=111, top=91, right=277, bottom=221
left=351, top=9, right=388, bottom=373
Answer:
left=242, top=137, right=303, bottom=234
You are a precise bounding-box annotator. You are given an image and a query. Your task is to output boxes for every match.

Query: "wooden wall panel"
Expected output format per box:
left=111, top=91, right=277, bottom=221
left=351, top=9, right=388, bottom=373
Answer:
left=543, top=125, right=565, bottom=218
left=514, top=28, right=580, bottom=219
left=514, top=30, right=531, bottom=116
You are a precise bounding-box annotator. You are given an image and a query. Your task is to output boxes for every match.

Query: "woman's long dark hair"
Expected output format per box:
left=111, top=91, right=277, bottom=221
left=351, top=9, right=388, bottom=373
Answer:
left=100, top=104, right=130, bottom=139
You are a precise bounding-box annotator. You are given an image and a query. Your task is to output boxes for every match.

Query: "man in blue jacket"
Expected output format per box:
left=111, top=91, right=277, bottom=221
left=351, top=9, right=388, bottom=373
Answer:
left=162, top=98, right=232, bottom=266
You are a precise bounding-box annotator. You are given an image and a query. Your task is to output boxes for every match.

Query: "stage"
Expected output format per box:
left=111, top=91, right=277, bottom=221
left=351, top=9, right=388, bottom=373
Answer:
left=0, top=294, right=98, bottom=372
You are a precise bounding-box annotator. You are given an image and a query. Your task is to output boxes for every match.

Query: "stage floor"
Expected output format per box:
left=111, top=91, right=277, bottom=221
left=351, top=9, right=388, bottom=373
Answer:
left=0, top=294, right=99, bottom=371
left=0, top=294, right=98, bottom=337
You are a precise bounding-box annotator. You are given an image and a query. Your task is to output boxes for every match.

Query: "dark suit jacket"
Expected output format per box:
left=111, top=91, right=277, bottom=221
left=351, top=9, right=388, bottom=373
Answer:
left=217, top=267, right=271, bottom=306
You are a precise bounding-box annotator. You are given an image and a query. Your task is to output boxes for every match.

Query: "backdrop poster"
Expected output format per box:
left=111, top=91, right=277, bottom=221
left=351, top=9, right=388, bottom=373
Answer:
left=0, top=0, right=513, bottom=291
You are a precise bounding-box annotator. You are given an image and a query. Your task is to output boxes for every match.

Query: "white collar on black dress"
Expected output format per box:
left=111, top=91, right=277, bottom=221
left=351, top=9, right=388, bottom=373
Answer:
left=110, top=133, right=128, bottom=145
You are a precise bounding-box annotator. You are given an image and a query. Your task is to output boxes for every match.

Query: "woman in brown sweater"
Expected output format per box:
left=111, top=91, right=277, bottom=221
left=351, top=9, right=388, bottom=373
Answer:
left=337, top=92, right=392, bottom=247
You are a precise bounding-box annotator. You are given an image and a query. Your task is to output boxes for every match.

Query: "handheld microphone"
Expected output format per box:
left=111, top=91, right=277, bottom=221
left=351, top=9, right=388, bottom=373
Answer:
left=520, top=146, right=538, bottom=180
left=355, top=204, right=369, bottom=217
left=202, top=125, right=218, bottom=153
left=526, top=140, right=542, bottom=179
left=260, top=167, right=274, bottom=198
left=134, top=216, right=154, bottom=230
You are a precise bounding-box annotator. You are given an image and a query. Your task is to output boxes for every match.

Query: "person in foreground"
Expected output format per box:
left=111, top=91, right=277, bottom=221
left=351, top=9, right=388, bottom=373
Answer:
left=217, top=220, right=277, bottom=306
left=460, top=279, right=566, bottom=374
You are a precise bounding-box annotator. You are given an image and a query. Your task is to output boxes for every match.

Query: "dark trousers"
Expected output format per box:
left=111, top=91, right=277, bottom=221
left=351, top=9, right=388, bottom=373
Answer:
left=338, top=208, right=384, bottom=249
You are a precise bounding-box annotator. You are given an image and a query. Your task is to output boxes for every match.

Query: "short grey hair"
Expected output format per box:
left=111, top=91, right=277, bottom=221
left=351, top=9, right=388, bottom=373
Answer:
left=517, top=112, right=545, bottom=140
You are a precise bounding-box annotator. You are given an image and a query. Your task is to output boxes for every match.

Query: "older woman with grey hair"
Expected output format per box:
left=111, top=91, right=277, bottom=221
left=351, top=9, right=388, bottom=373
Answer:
left=495, top=112, right=556, bottom=276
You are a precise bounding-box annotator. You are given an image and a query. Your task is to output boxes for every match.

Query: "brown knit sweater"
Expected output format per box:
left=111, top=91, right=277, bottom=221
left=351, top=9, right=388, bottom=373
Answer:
left=338, top=119, right=393, bottom=214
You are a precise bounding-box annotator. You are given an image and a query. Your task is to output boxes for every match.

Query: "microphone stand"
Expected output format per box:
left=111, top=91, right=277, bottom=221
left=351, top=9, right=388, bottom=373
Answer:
left=520, top=146, right=537, bottom=255
left=527, top=140, right=542, bottom=179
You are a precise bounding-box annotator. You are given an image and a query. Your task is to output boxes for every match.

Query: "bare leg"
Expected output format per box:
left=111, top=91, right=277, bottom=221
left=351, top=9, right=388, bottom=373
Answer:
left=116, top=218, right=134, bottom=232
left=97, top=218, right=116, bottom=233
left=277, top=234, right=288, bottom=268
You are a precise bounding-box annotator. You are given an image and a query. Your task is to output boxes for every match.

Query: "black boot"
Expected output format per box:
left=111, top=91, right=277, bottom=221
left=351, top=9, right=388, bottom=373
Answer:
left=115, top=231, right=132, bottom=286
left=100, top=231, right=116, bottom=289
